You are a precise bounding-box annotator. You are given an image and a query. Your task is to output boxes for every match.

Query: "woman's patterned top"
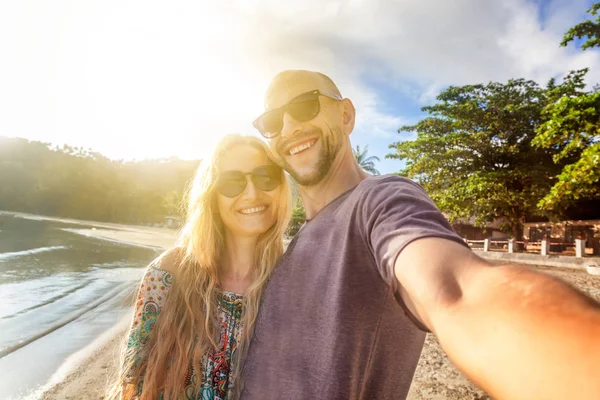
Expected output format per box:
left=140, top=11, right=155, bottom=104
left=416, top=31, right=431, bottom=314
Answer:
left=124, top=263, right=244, bottom=400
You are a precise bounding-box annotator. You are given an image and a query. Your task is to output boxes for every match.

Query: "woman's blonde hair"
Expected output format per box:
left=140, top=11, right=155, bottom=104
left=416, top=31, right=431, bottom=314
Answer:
left=113, top=134, right=292, bottom=400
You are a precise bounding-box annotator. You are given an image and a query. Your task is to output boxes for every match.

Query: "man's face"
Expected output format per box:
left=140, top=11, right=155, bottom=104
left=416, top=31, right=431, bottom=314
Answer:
left=265, top=80, right=345, bottom=186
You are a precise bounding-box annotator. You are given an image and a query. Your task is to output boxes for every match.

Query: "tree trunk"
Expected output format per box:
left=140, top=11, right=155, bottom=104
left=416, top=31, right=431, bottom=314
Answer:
left=511, top=222, right=523, bottom=241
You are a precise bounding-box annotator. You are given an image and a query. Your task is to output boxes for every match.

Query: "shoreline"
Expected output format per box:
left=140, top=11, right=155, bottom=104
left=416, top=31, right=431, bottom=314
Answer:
left=0, top=212, right=175, bottom=400
left=39, top=323, right=128, bottom=400
left=2, top=210, right=179, bottom=251
left=61, top=228, right=172, bottom=251
left=35, top=284, right=139, bottom=400
left=0, top=210, right=176, bottom=235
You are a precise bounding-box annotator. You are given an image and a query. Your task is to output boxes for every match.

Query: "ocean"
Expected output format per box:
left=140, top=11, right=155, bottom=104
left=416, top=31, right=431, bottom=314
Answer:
left=0, top=213, right=160, bottom=399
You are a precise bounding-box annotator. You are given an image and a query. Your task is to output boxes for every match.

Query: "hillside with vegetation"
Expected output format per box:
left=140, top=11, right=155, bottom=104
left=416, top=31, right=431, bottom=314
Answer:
left=0, top=137, right=199, bottom=224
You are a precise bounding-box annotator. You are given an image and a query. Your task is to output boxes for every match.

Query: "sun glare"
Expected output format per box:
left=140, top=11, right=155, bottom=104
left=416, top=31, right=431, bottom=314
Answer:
left=1, top=2, right=275, bottom=162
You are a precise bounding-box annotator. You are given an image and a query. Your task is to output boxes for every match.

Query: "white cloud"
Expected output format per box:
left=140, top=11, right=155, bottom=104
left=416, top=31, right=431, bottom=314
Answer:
left=233, top=0, right=600, bottom=96
left=0, top=0, right=598, bottom=161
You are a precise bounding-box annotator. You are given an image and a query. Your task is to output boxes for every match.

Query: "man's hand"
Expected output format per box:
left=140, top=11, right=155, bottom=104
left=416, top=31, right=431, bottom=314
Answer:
left=395, top=237, right=600, bottom=400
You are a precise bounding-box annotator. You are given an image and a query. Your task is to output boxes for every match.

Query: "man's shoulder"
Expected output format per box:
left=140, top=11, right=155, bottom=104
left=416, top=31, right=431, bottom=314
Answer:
left=306, top=175, right=428, bottom=224
left=353, top=174, right=425, bottom=197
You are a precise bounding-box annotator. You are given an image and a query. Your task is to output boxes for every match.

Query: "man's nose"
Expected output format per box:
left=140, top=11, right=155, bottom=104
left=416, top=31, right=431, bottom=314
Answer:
left=280, top=112, right=302, bottom=139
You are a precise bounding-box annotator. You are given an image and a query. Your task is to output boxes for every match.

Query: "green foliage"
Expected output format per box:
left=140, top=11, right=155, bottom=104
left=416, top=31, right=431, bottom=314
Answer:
left=534, top=85, right=600, bottom=208
left=386, top=78, right=577, bottom=239
left=385, top=2, right=600, bottom=236
left=286, top=198, right=306, bottom=237
left=163, top=190, right=185, bottom=217
left=0, top=137, right=199, bottom=224
left=561, top=2, right=600, bottom=50
left=353, top=145, right=381, bottom=175
left=531, top=3, right=600, bottom=209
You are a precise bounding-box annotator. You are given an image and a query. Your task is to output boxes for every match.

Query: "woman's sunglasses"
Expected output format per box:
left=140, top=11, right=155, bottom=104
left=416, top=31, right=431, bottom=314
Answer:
left=253, top=89, right=342, bottom=139
left=216, top=165, right=282, bottom=198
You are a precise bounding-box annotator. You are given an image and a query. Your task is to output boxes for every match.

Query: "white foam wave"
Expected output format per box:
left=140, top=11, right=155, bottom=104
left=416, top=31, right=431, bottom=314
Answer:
left=0, top=281, right=131, bottom=358
left=34, top=312, right=132, bottom=400
left=61, top=228, right=163, bottom=250
left=90, top=260, right=132, bottom=268
left=0, top=246, right=68, bottom=261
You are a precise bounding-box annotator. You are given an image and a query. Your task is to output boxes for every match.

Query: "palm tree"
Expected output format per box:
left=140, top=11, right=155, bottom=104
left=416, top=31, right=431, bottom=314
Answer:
left=353, top=145, right=381, bottom=175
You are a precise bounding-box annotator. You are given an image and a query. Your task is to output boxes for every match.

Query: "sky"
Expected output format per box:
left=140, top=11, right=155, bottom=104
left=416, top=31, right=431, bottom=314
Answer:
left=1, top=0, right=600, bottom=174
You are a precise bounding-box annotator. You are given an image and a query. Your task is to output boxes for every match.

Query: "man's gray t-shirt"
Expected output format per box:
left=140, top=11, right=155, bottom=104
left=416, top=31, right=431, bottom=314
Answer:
left=241, top=175, right=467, bottom=400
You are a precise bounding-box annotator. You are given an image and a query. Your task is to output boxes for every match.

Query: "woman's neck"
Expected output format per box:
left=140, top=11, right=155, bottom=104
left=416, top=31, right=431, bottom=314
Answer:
left=220, top=233, right=258, bottom=294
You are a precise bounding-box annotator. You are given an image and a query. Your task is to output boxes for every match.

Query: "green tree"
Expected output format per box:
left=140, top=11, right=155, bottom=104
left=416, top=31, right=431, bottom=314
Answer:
left=387, top=79, right=573, bottom=239
left=533, top=88, right=600, bottom=209
left=164, top=190, right=185, bottom=218
left=284, top=178, right=306, bottom=236
left=561, top=2, right=600, bottom=50
left=353, top=145, right=381, bottom=175
left=0, top=137, right=199, bottom=225
left=530, top=5, right=600, bottom=209
left=286, top=198, right=306, bottom=237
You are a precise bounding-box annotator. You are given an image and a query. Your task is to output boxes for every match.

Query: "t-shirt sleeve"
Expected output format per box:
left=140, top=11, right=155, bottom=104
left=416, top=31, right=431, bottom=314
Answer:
left=359, top=176, right=468, bottom=292
left=122, top=263, right=174, bottom=383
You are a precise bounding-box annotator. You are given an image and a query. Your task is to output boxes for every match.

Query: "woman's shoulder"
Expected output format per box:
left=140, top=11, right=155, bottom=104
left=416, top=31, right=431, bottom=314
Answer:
left=150, top=247, right=185, bottom=276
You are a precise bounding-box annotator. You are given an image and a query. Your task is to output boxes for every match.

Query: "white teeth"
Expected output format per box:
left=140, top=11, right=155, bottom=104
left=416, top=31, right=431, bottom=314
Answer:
left=239, top=206, right=267, bottom=215
left=289, top=141, right=315, bottom=155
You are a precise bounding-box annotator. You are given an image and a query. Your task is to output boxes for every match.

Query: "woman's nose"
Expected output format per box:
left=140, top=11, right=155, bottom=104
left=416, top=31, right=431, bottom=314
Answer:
left=240, top=176, right=259, bottom=200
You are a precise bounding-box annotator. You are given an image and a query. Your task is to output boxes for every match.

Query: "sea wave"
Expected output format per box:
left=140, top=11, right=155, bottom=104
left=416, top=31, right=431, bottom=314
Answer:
left=61, top=228, right=163, bottom=250
left=0, top=282, right=90, bottom=321
left=0, top=281, right=132, bottom=359
left=90, top=260, right=133, bottom=268
left=0, top=246, right=68, bottom=261
left=31, top=314, right=132, bottom=400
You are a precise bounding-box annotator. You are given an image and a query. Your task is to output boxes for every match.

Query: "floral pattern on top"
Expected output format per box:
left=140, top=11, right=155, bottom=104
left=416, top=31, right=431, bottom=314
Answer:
left=125, top=263, right=244, bottom=400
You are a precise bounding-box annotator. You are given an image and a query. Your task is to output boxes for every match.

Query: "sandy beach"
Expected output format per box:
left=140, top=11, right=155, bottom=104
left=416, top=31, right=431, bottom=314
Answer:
left=40, top=324, right=127, bottom=400
left=23, top=213, right=600, bottom=400
left=0, top=211, right=178, bottom=400
left=0, top=211, right=179, bottom=250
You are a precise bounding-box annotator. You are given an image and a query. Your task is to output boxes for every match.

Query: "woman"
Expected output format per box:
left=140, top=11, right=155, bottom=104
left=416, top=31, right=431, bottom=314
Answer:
left=111, top=134, right=292, bottom=400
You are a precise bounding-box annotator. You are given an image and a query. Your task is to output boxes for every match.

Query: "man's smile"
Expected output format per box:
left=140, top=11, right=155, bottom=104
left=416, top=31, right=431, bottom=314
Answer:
left=288, top=139, right=318, bottom=156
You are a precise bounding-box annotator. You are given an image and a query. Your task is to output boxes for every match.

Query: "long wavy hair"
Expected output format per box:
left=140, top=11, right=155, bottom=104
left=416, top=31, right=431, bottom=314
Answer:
left=111, top=134, right=292, bottom=400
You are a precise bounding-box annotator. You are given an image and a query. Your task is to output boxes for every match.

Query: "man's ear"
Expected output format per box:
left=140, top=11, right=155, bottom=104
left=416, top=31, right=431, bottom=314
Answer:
left=341, top=98, right=356, bottom=136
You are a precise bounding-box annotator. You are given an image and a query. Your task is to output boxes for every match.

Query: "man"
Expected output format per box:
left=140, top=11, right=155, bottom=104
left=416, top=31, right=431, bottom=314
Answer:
left=241, top=70, right=600, bottom=399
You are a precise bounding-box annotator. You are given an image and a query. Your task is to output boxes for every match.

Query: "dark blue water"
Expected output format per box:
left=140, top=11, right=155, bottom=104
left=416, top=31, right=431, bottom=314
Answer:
left=0, top=213, right=160, bottom=399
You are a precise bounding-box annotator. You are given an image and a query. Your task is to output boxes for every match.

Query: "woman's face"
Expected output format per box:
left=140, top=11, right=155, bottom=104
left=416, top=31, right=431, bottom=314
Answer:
left=216, top=144, right=282, bottom=238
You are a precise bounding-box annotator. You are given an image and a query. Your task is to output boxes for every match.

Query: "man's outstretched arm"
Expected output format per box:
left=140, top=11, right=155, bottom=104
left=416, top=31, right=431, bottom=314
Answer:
left=395, top=237, right=600, bottom=400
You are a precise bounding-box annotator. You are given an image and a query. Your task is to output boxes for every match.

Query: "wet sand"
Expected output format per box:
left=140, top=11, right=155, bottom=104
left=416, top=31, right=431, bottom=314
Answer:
left=40, top=331, right=124, bottom=400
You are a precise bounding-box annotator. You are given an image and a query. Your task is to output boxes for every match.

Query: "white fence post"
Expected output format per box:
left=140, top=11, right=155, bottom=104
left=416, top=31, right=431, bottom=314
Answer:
left=575, top=239, right=586, bottom=258
left=508, top=239, right=514, bottom=253
left=484, top=239, right=490, bottom=252
left=541, top=240, right=549, bottom=256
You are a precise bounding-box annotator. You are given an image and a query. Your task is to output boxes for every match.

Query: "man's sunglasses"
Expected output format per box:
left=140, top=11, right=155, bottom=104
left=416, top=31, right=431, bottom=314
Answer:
left=216, top=165, right=282, bottom=198
left=253, top=89, right=342, bottom=139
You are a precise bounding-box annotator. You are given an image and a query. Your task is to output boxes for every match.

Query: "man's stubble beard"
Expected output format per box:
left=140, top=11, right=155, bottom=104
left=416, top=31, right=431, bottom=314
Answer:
left=282, top=127, right=342, bottom=187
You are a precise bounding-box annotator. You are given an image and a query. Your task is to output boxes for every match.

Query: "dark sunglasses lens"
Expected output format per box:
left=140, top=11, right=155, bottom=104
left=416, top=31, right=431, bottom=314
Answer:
left=257, top=111, right=283, bottom=138
left=252, top=165, right=281, bottom=191
left=287, top=98, right=320, bottom=122
left=217, top=174, right=246, bottom=198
